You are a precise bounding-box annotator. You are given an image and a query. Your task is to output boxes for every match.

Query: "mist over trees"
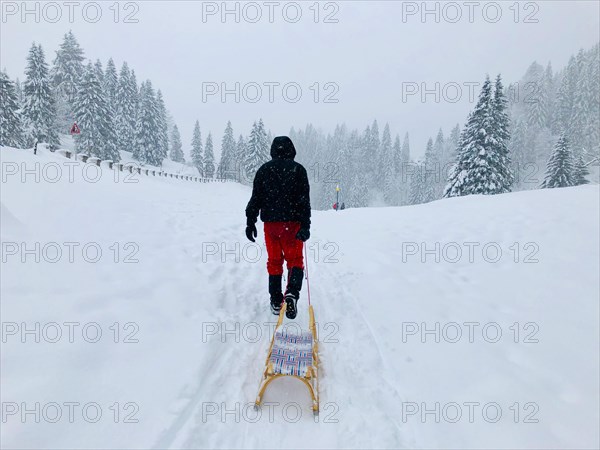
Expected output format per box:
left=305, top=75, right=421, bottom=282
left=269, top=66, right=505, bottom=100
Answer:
left=1, top=33, right=597, bottom=210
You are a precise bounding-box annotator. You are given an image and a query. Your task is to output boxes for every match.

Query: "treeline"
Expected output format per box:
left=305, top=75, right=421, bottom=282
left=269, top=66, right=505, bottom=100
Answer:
left=0, top=31, right=273, bottom=179
left=286, top=43, right=598, bottom=208
left=1, top=35, right=597, bottom=207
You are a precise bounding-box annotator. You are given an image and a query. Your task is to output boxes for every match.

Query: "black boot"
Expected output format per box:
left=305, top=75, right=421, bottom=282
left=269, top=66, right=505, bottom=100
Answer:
left=269, top=275, right=283, bottom=315
left=284, top=267, right=303, bottom=319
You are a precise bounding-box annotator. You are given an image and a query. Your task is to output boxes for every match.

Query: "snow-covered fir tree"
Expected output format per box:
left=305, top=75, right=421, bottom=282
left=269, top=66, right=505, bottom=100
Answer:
left=217, top=121, right=236, bottom=180
left=369, top=119, right=380, bottom=174
left=155, top=90, right=169, bottom=162
left=491, top=75, right=514, bottom=189
left=244, top=119, right=269, bottom=180
left=51, top=31, right=84, bottom=132
left=190, top=120, right=203, bottom=176
left=130, top=70, right=139, bottom=108
left=115, top=62, right=137, bottom=152
left=541, top=134, right=575, bottom=188
left=508, top=118, right=529, bottom=188
left=444, top=75, right=513, bottom=197
left=14, top=78, right=24, bottom=106
left=235, top=134, right=247, bottom=181
left=422, top=137, right=437, bottom=203
left=71, top=62, right=119, bottom=161
left=409, top=162, right=425, bottom=205
left=399, top=133, right=411, bottom=204
left=392, top=134, right=402, bottom=173
left=380, top=123, right=395, bottom=204
left=94, top=59, right=104, bottom=84
left=133, top=81, right=163, bottom=166
left=169, top=124, right=185, bottom=163
left=444, top=124, right=461, bottom=168
left=572, top=153, right=590, bottom=186
left=432, top=129, right=446, bottom=198
left=22, top=43, right=59, bottom=148
left=103, top=58, right=118, bottom=108
left=0, top=71, right=23, bottom=147
left=204, top=133, right=215, bottom=178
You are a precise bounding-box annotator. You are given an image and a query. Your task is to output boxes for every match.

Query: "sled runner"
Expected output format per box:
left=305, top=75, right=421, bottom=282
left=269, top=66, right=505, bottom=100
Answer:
left=254, top=303, right=320, bottom=415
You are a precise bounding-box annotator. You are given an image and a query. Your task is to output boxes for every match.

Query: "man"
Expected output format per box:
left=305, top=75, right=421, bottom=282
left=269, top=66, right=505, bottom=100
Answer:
left=245, top=136, right=311, bottom=319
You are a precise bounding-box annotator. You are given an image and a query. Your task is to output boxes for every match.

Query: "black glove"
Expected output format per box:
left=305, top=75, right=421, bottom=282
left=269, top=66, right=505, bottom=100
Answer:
left=296, top=227, right=310, bottom=242
left=245, top=222, right=257, bottom=242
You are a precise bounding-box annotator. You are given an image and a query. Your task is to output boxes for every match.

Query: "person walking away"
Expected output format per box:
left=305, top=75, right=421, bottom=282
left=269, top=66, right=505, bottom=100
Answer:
left=245, top=136, right=311, bottom=319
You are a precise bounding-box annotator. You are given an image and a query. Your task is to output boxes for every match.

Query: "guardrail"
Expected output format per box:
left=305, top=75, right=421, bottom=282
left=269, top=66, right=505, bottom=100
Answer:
left=55, top=150, right=234, bottom=183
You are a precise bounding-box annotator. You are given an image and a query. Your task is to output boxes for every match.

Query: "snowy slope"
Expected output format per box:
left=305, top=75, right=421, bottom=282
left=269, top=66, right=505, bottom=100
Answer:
left=1, top=146, right=599, bottom=449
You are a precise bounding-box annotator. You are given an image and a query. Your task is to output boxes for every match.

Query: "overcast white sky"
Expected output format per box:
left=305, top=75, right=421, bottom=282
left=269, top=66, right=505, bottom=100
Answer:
left=1, top=1, right=599, bottom=159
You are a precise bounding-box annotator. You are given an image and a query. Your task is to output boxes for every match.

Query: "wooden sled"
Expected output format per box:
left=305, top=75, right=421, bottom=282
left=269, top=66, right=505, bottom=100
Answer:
left=254, top=304, right=320, bottom=415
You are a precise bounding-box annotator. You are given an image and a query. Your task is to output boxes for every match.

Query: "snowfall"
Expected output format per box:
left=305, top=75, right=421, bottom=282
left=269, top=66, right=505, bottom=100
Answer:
left=1, top=143, right=599, bottom=449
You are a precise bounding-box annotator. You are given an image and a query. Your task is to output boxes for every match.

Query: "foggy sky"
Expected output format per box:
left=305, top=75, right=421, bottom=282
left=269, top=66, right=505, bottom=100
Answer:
left=1, top=1, right=599, bottom=160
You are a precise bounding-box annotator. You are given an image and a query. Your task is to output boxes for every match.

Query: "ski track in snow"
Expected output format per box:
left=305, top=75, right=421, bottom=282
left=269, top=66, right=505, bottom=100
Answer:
left=1, top=146, right=598, bottom=449
left=154, top=208, right=411, bottom=449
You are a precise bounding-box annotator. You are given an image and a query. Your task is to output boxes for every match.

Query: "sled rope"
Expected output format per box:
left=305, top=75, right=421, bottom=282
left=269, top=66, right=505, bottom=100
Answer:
left=304, top=241, right=311, bottom=306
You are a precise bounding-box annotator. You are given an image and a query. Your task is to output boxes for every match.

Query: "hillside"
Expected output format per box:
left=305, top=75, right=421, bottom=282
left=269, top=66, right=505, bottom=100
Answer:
left=1, top=146, right=599, bottom=449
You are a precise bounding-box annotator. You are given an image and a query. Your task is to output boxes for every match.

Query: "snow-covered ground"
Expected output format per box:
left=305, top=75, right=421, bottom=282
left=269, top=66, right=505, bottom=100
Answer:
left=1, top=145, right=599, bottom=449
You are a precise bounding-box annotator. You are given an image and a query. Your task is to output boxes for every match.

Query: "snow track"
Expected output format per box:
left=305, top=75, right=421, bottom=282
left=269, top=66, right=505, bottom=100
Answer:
left=1, top=147, right=598, bottom=449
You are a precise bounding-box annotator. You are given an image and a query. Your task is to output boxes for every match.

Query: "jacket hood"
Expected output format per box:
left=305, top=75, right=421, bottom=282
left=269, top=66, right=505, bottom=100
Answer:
left=270, top=136, right=296, bottom=160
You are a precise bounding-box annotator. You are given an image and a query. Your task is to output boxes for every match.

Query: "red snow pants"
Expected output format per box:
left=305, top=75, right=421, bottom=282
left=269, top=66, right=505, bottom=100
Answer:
left=264, top=222, right=304, bottom=275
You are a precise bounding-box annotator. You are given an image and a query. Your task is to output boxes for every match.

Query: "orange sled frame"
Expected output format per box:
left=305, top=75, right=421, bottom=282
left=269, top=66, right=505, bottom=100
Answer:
left=254, top=305, right=320, bottom=415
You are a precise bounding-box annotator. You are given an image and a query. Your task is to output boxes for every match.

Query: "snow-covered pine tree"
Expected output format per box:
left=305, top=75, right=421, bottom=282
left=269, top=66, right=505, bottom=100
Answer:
left=130, top=70, right=139, bottom=108
left=370, top=120, right=380, bottom=174
left=115, top=62, right=136, bottom=152
left=491, top=75, right=514, bottom=190
left=104, top=58, right=118, bottom=108
left=22, top=43, right=59, bottom=148
left=585, top=44, right=600, bottom=155
left=541, top=134, right=575, bottom=188
left=190, top=120, right=203, bottom=176
left=400, top=133, right=410, bottom=170
left=432, top=128, right=446, bottom=198
left=244, top=119, right=269, bottom=180
left=544, top=62, right=556, bottom=130
left=572, top=153, right=590, bottom=186
left=234, top=134, right=247, bottom=182
left=133, top=81, right=162, bottom=166
left=204, top=133, right=215, bottom=178
left=155, top=90, right=169, bottom=162
left=398, top=133, right=411, bottom=205
left=392, top=134, right=401, bottom=173
left=0, top=71, right=23, bottom=147
left=444, top=124, right=460, bottom=167
left=71, top=62, right=119, bottom=161
left=258, top=119, right=270, bottom=159
left=508, top=118, right=529, bottom=188
left=554, top=56, right=578, bottom=136
left=217, top=121, right=236, bottom=180
left=51, top=31, right=85, bottom=133
left=169, top=124, right=185, bottom=163
left=94, top=59, right=104, bottom=84
left=14, top=78, right=24, bottom=106
left=380, top=124, right=395, bottom=204
left=422, top=137, right=437, bottom=203
left=444, top=76, right=513, bottom=197
left=525, top=63, right=548, bottom=131
left=409, top=162, right=425, bottom=205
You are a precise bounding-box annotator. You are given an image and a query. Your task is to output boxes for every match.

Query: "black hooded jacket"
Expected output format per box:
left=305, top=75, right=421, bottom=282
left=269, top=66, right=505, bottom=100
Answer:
left=245, top=136, right=311, bottom=229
